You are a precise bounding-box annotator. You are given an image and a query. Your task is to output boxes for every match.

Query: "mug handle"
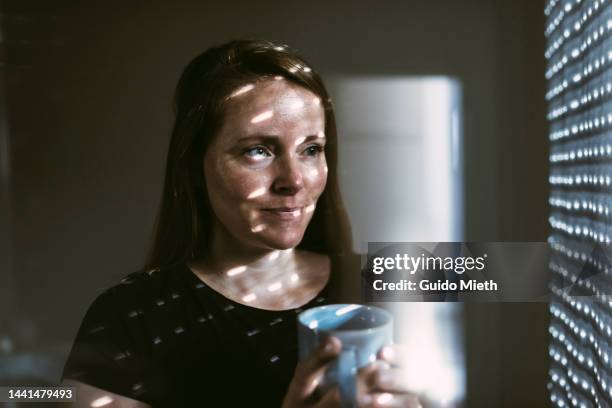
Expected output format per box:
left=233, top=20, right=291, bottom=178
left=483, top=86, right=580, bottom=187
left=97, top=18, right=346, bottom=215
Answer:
left=336, top=346, right=358, bottom=408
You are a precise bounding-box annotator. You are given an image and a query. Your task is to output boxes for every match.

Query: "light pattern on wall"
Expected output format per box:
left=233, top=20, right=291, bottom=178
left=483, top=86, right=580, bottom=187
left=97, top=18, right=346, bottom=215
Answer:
left=546, top=0, right=612, bottom=406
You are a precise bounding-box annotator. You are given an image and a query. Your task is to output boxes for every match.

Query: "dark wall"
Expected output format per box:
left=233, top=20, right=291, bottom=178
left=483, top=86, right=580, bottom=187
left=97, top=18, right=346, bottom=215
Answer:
left=1, top=0, right=548, bottom=406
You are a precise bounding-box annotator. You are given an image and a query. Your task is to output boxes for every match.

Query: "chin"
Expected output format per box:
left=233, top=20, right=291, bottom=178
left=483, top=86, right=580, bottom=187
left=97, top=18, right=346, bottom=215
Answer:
left=258, top=231, right=305, bottom=250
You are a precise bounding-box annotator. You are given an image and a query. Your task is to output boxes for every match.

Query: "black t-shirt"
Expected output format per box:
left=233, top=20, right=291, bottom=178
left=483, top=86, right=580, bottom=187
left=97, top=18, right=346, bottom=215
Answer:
left=62, top=264, right=329, bottom=407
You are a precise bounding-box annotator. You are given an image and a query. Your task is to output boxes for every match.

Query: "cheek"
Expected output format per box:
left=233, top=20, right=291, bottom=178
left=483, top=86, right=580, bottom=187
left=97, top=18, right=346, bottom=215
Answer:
left=205, top=158, right=270, bottom=204
left=305, top=164, right=328, bottom=198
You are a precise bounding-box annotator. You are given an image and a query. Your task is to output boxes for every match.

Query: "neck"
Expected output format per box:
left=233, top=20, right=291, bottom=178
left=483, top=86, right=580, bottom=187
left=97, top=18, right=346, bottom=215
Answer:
left=191, top=221, right=297, bottom=293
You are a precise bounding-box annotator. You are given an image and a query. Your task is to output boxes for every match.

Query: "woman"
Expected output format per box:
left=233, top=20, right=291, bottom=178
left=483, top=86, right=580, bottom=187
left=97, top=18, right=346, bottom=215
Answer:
left=62, top=40, right=420, bottom=408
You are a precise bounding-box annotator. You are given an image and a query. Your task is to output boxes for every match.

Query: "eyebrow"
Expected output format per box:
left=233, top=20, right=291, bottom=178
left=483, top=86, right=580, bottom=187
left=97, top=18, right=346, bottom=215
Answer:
left=236, top=134, right=326, bottom=143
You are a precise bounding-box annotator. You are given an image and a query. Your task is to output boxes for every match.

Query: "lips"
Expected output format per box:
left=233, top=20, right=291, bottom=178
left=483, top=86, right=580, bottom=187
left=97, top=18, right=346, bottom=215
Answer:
left=260, top=207, right=303, bottom=220
left=264, top=207, right=301, bottom=212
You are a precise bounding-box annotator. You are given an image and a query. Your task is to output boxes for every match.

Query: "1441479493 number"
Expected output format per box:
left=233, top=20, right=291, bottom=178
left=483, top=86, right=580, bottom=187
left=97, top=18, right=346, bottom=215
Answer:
left=4, top=387, right=74, bottom=402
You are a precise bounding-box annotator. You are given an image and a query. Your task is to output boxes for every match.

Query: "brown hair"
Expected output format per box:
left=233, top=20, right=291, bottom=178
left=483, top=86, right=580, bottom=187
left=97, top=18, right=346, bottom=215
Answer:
left=145, top=39, right=352, bottom=271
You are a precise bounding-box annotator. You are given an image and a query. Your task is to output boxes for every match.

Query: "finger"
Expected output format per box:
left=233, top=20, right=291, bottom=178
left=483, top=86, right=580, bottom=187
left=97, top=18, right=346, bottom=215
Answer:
left=292, top=337, right=342, bottom=396
left=359, top=361, right=390, bottom=388
left=366, top=366, right=413, bottom=394
left=360, top=392, right=422, bottom=408
left=314, top=387, right=342, bottom=408
left=377, top=345, right=404, bottom=367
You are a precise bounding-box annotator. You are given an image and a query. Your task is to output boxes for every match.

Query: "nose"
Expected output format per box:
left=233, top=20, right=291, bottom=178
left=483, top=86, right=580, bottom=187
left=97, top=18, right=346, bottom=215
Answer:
left=272, top=155, right=304, bottom=195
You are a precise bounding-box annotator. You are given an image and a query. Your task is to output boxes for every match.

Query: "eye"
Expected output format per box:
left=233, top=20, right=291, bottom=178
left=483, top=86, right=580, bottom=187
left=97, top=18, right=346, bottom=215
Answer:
left=303, top=144, right=325, bottom=157
left=244, top=146, right=271, bottom=159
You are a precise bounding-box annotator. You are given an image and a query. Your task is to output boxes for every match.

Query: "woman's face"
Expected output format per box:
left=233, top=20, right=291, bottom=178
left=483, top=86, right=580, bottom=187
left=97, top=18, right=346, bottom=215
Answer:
left=204, top=79, right=327, bottom=251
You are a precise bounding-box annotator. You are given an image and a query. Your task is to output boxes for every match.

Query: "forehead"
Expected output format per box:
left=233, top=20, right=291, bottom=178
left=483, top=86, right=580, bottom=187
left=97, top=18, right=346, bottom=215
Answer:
left=218, top=79, right=325, bottom=140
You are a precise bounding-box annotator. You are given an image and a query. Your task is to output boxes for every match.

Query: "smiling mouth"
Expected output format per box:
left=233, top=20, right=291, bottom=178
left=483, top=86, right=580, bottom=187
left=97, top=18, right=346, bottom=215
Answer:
left=260, top=207, right=303, bottom=220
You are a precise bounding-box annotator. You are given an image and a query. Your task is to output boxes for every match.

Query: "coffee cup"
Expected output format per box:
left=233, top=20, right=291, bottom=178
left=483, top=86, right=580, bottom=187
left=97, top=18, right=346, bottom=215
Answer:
left=298, top=304, right=394, bottom=408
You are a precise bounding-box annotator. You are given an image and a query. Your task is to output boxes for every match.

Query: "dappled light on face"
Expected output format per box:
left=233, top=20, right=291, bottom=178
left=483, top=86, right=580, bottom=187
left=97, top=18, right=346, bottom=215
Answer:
left=274, top=75, right=284, bottom=81
left=246, top=205, right=260, bottom=221
left=90, top=396, right=113, bottom=407
left=323, top=165, right=328, bottom=174
left=290, top=99, right=305, bottom=110
left=304, top=204, right=315, bottom=214
left=251, top=224, right=267, bottom=233
left=247, top=187, right=266, bottom=199
left=227, top=83, right=255, bottom=100
left=313, top=97, right=321, bottom=105
left=267, top=282, right=282, bottom=292
left=250, top=110, right=274, bottom=124
left=317, top=130, right=325, bottom=138
left=226, top=265, right=247, bottom=277
left=309, top=169, right=319, bottom=178
left=294, top=136, right=306, bottom=146
left=242, top=293, right=257, bottom=302
left=291, top=273, right=299, bottom=283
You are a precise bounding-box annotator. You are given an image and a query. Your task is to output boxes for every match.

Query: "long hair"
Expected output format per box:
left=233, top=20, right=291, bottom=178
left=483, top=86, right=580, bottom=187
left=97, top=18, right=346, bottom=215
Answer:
left=145, top=39, right=353, bottom=272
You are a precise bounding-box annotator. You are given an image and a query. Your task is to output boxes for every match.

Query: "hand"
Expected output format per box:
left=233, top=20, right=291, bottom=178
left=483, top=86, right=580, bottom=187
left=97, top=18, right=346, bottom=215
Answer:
left=283, top=339, right=422, bottom=408
left=356, top=345, right=422, bottom=408
left=282, top=336, right=343, bottom=407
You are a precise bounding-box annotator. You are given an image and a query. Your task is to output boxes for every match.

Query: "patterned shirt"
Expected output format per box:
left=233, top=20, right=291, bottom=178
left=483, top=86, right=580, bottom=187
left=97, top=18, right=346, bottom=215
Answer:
left=62, top=263, right=329, bottom=407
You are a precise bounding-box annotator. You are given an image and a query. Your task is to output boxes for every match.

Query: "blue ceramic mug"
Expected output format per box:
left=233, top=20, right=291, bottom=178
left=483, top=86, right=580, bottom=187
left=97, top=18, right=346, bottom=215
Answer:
left=298, top=304, right=394, bottom=408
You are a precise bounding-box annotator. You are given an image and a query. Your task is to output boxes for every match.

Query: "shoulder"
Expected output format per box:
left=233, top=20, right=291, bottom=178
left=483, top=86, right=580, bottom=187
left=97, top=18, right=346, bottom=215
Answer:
left=63, top=379, right=152, bottom=408
left=104, top=265, right=185, bottom=298
left=81, top=265, right=188, bottom=326
left=64, top=264, right=196, bottom=404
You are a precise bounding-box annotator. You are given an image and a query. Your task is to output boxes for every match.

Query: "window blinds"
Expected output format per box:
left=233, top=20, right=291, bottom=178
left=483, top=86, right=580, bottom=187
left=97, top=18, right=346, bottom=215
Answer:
left=546, top=0, right=612, bottom=406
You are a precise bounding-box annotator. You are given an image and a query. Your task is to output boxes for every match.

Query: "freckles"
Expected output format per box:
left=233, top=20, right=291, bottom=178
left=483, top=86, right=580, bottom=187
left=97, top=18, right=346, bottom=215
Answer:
left=216, top=160, right=270, bottom=201
left=243, top=173, right=273, bottom=201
